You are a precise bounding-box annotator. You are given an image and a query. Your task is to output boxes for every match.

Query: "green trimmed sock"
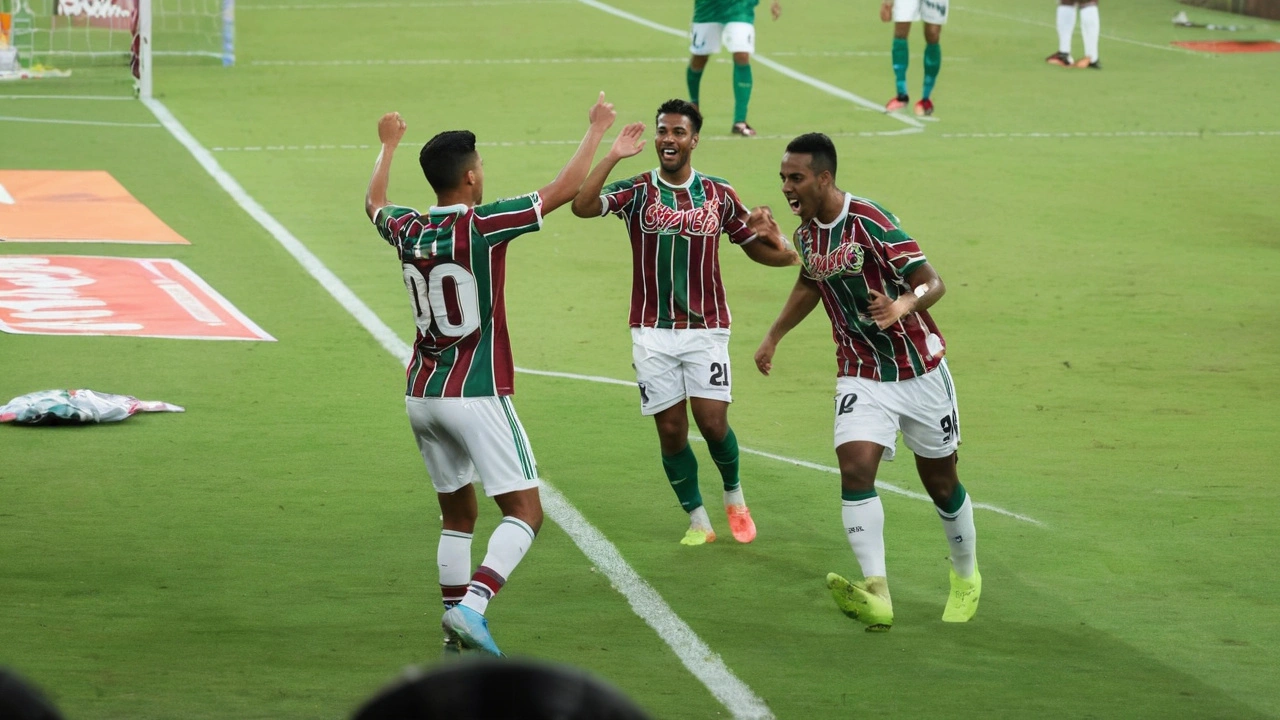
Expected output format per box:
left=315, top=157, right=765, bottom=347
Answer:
left=892, top=37, right=909, bottom=97
left=732, top=62, right=752, bottom=123
left=686, top=66, right=704, bottom=106
left=662, top=444, right=704, bottom=512
left=705, top=427, right=741, bottom=492
left=842, top=487, right=878, bottom=502
left=922, top=42, right=941, bottom=100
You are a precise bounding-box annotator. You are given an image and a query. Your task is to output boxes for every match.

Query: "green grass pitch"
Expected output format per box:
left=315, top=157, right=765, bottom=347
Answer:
left=2, top=0, right=1279, bottom=717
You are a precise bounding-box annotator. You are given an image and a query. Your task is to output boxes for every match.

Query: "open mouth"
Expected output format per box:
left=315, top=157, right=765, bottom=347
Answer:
left=660, top=147, right=678, bottom=160
left=787, top=197, right=802, bottom=214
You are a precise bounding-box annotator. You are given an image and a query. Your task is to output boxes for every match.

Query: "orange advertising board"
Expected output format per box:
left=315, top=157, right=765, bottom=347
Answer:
left=0, top=255, right=274, bottom=341
left=0, top=170, right=189, bottom=244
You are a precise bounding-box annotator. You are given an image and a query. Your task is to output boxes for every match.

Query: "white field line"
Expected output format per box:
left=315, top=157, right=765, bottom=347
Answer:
left=954, top=5, right=1206, bottom=55
left=205, top=126, right=1279, bottom=153
left=688, top=438, right=1044, bottom=526
left=0, top=94, right=134, bottom=101
left=573, top=0, right=923, bottom=128
left=0, top=115, right=160, bottom=128
left=518, top=367, right=1043, bottom=526
left=539, top=483, right=773, bottom=719
left=141, top=96, right=774, bottom=720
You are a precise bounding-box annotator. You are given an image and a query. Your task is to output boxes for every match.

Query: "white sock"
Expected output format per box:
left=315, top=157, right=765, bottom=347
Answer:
left=723, top=486, right=745, bottom=508
left=460, top=517, right=536, bottom=615
left=438, top=529, right=473, bottom=606
left=842, top=496, right=887, bottom=579
left=688, top=504, right=713, bottom=530
left=937, top=494, right=977, bottom=579
left=1056, top=4, right=1077, bottom=55
left=1080, top=4, right=1100, bottom=61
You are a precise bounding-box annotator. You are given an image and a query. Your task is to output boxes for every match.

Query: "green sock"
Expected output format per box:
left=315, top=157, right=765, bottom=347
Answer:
left=686, top=66, right=704, bottom=106
left=936, top=482, right=966, bottom=515
left=922, top=42, right=941, bottom=100
left=842, top=488, right=878, bottom=502
left=705, top=427, right=741, bottom=492
left=892, top=37, right=909, bottom=97
left=662, top=445, right=703, bottom=512
left=732, top=62, right=752, bottom=123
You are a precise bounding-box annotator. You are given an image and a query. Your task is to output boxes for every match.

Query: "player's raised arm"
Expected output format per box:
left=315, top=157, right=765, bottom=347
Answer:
left=365, top=112, right=407, bottom=221
left=536, top=92, right=617, bottom=214
left=570, top=121, right=646, bottom=218
left=741, top=206, right=800, bottom=267
left=754, top=272, right=822, bottom=375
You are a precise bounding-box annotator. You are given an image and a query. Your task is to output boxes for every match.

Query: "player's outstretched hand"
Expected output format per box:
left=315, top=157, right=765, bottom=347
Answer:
left=879, top=0, right=892, bottom=22
left=771, top=0, right=781, bottom=20
left=867, top=289, right=915, bottom=329
left=754, top=338, right=776, bottom=376
left=378, top=112, right=407, bottom=146
left=589, top=91, right=617, bottom=131
left=608, top=122, right=647, bottom=160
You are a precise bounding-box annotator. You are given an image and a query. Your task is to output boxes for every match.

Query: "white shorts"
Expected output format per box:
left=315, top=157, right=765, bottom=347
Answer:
left=892, top=0, right=949, bottom=24
left=631, top=327, right=733, bottom=416
left=689, top=21, right=755, bottom=55
left=832, top=359, right=960, bottom=461
left=405, top=395, right=540, bottom=497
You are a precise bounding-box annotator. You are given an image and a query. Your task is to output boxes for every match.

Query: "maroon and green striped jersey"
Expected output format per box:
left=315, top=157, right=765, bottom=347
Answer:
left=795, top=192, right=944, bottom=382
left=374, top=192, right=543, bottom=398
left=600, top=169, right=758, bottom=330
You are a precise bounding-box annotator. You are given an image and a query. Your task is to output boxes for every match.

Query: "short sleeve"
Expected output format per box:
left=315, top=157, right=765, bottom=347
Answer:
left=718, top=184, right=758, bottom=246
left=601, top=176, right=642, bottom=218
left=373, top=204, right=421, bottom=248
left=857, top=202, right=926, bottom=279
left=472, top=192, right=544, bottom=246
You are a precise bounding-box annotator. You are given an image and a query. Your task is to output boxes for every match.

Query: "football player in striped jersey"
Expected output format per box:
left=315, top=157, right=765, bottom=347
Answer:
left=754, top=132, right=981, bottom=629
left=364, top=93, right=624, bottom=656
left=572, top=98, right=798, bottom=547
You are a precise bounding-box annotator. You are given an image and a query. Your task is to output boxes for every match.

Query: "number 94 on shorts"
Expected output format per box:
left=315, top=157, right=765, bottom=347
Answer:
left=832, top=360, right=960, bottom=461
left=631, top=327, right=733, bottom=416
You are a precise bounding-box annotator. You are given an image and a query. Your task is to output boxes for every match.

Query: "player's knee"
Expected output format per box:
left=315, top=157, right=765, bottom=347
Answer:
left=838, top=462, right=876, bottom=491
left=732, top=51, right=751, bottom=65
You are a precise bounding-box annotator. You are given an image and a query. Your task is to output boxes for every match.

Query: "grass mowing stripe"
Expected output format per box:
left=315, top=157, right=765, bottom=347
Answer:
left=141, top=96, right=771, bottom=719
left=573, top=0, right=922, bottom=127
left=0, top=115, right=162, bottom=128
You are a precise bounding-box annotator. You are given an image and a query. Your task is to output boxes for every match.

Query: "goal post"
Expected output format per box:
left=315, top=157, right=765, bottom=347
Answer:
left=0, top=0, right=234, bottom=96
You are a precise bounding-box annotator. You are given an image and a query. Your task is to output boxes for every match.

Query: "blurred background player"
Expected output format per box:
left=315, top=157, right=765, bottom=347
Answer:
left=572, top=99, right=798, bottom=546
left=687, top=0, right=782, bottom=136
left=754, top=133, right=981, bottom=630
left=365, top=93, right=618, bottom=657
left=880, top=0, right=946, bottom=116
left=1046, top=0, right=1101, bottom=69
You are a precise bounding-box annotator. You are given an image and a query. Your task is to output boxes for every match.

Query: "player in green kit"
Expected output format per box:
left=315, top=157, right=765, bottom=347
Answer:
left=754, top=133, right=981, bottom=629
left=881, top=0, right=948, bottom=116
left=687, top=0, right=781, bottom=136
left=571, top=99, right=798, bottom=546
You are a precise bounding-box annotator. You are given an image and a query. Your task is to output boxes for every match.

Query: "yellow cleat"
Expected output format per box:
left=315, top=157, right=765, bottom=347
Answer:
left=942, top=565, right=982, bottom=622
left=826, top=573, right=893, bottom=631
left=680, top=528, right=716, bottom=546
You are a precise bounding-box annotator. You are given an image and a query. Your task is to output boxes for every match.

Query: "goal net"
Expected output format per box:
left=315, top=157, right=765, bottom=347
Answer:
left=0, top=0, right=233, bottom=95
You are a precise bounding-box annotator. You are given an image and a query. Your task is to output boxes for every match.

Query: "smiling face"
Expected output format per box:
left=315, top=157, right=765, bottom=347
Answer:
left=654, top=113, right=698, bottom=179
left=779, top=151, right=831, bottom=223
